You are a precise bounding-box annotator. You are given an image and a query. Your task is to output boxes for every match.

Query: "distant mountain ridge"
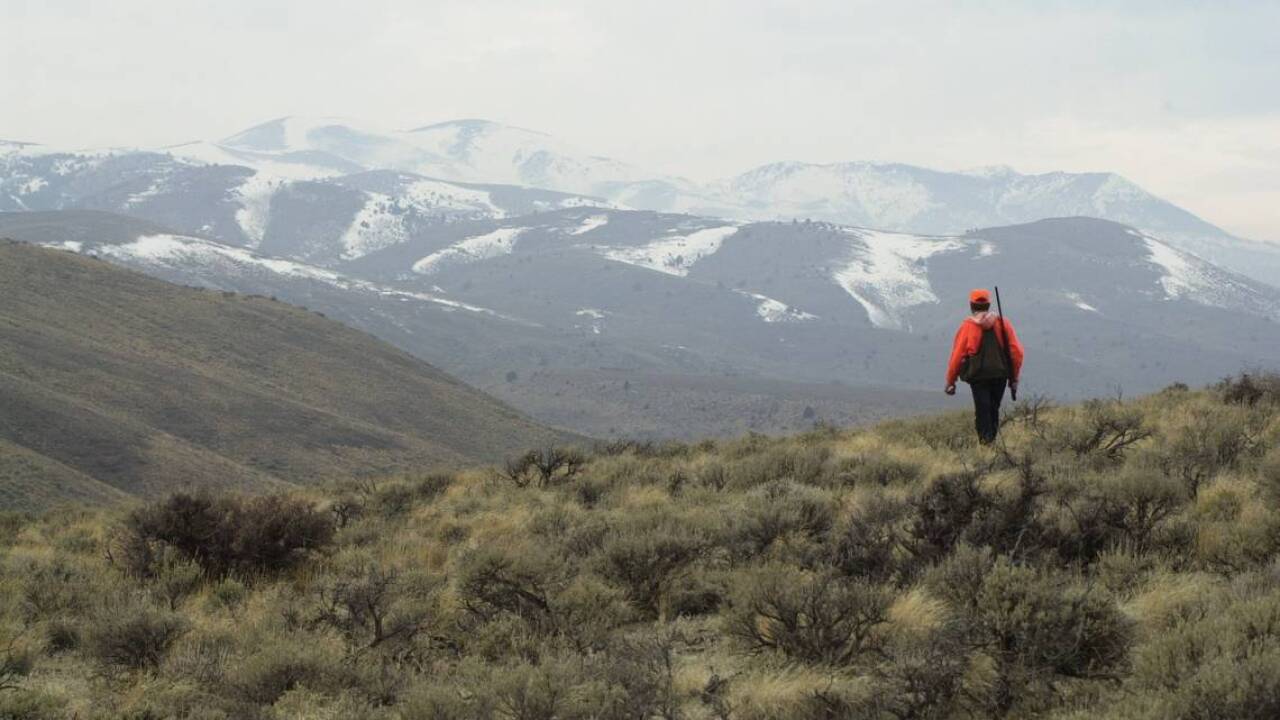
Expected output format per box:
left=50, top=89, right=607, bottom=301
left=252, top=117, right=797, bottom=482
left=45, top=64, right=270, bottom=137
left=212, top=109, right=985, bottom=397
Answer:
left=6, top=209, right=1278, bottom=442
left=4, top=115, right=1275, bottom=285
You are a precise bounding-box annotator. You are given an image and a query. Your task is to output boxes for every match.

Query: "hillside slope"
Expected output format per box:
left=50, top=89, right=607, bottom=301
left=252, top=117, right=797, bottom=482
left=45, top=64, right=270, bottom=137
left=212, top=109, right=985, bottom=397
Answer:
left=2, top=377, right=1278, bottom=717
left=0, top=241, right=572, bottom=511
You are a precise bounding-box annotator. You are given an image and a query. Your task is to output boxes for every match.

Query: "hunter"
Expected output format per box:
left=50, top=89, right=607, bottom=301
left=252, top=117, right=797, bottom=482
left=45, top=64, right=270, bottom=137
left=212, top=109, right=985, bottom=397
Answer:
left=945, top=288, right=1024, bottom=444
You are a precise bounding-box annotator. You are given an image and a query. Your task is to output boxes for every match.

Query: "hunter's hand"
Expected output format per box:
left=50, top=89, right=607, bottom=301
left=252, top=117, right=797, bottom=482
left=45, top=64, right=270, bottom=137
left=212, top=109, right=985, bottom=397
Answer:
left=945, top=384, right=957, bottom=396
left=1010, top=380, right=1019, bottom=393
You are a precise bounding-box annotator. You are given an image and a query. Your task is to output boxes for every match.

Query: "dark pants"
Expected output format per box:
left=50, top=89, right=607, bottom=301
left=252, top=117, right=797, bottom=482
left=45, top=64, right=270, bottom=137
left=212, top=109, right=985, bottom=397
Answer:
left=969, top=379, right=1007, bottom=444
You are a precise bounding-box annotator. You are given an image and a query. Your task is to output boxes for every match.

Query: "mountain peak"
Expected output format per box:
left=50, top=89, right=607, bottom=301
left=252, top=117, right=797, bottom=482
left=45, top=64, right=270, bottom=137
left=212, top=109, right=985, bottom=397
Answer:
left=221, top=116, right=368, bottom=152
left=959, top=164, right=1019, bottom=178
left=406, top=119, right=550, bottom=137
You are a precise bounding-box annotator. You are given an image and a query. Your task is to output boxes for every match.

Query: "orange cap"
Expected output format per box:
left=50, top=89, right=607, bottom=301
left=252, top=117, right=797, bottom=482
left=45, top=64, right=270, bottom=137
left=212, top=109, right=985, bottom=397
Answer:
left=969, top=288, right=991, bottom=304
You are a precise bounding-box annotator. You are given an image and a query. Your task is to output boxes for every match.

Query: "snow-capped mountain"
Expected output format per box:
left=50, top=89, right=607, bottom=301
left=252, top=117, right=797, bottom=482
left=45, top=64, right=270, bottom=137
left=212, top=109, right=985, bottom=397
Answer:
left=0, top=138, right=615, bottom=264
left=710, top=161, right=1280, bottom=285
left=7, top=208, right=1279, bottom=441
left=7, top=116, right=1272, bottom=285
left=5, top=119, right=1280, bottom=435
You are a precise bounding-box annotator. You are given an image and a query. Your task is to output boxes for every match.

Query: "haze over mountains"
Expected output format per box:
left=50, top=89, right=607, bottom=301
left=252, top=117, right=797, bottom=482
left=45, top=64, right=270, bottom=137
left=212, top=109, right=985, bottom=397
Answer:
left=4, top=207, right=1277, bottom=441
left=3, top=116, right=1277, bottom=285
left=2, top=117, right=1279, bottom=440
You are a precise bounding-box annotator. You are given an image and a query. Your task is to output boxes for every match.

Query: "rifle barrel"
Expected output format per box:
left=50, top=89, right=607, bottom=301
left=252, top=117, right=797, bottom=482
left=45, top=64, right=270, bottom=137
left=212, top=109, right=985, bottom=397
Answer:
left=994, top=286, right=1018, bottom=401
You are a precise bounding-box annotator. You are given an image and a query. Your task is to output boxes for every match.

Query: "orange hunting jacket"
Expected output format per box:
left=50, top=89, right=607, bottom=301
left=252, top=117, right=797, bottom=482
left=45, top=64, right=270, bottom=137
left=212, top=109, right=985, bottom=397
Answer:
left=945, top=312, right=1024, bottom=386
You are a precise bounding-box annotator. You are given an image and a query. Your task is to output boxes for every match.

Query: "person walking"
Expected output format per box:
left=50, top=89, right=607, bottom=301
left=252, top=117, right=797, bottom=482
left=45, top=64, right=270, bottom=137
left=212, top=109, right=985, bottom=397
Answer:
left=945, top=288, right=1024, bottom=444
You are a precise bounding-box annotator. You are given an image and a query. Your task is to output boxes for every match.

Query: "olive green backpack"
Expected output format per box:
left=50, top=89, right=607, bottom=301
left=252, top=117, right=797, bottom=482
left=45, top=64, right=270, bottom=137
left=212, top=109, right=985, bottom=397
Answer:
left=960, top=327, right=1010, bottom=383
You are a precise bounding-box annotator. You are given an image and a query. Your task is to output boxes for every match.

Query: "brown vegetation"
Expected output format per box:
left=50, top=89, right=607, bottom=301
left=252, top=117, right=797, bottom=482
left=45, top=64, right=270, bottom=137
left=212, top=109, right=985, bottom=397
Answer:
left=0, top=374, right=1278, bottom=718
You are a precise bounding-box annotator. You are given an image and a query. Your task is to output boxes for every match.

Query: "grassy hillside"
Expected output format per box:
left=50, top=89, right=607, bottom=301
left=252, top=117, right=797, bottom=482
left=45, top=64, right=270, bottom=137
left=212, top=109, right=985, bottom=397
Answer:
left=1, top=376, right=1278, bottom=718
left=0, top=240, right=573, bottom=511
left=485, top=368, right=948, bottom=440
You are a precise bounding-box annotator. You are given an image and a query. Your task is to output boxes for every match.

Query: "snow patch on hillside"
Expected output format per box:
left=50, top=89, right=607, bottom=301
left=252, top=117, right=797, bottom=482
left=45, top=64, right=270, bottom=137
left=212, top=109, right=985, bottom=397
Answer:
left=233, top=172, right=289, bottom=248
left=834, top=229, right=964, bottom=331
left=19, top=177, right=47, bottom=195
left=88, top=234, right=528, bottom=322
left=43, top=241, right=83, bottom=253
left=1065, top=292, right=1100, bottom=313
left=124, top=177, right=167, bottom=208
left=599, top=225, right=739, bottom=276
left=569, top=215, right=610, bottom=235
left=97, top=234, right=344, bottom=282
left=401, top=179, right=502, bottom=216
left=736, top=291, right=818, bottom=323
left=341, top=192, right=410, bottom=260
left=1137, top=230, right=1216, bottom=301
left=413, top=227, right=528, bottom=275
left=1130, top=229, right=1280, bottom=321
left=575, top=308, right=608, bottom=334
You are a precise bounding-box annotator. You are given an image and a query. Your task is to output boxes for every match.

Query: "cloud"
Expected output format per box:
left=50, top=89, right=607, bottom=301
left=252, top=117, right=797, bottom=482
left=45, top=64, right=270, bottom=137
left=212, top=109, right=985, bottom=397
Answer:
left=1, top=0, right=1276, bottom=240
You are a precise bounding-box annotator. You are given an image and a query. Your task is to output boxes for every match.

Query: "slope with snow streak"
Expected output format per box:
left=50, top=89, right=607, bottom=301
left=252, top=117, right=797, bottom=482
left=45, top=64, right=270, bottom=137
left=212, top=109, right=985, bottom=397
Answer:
left=1133, top=229, right=1280, bottom=320
left=1064, top=292, right=1101, bottom=314
left=234, top=172, right=289, bottom=248
left=833, top=229, right=964, bottom=331
left=400, top=179, right=502, bottom=216
left=735, top=291, right=818, bottom=323
left=412, top=227, right=528, bottom=275
left=339, top=181, right=513, bottom=261
left=568, top=214, right=609, bottom=235
left=599, top=226, right=739, bottom=277
left=341, top=192, right=410, bottom=260
left=57, top=234, right=526, bottom=323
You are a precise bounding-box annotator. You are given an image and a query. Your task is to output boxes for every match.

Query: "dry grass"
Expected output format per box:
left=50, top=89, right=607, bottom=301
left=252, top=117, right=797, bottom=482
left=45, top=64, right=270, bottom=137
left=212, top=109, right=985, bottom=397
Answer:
left=1, top=375, right=1279, bottom=718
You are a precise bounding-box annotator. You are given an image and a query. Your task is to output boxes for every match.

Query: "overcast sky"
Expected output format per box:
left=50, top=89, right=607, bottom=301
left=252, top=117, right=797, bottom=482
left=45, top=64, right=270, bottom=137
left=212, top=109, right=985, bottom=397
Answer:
left=4, top=0, right=1277, bottom=240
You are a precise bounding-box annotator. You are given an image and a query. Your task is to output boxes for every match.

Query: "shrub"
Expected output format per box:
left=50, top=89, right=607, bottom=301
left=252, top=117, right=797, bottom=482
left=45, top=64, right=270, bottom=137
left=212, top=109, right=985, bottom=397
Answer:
left=457, top=546, right=564, bottom=631
left=1055, top=466, right=1186, bottom=561
left=1061, top=400, right=1152, bottom=462
left=204, top=577, right=248, bottom=616
left=830, top=493, right=910, bottom=583
left=502, top=447, right=587, bottom=488
left=488, top=658, right=578, bottom=720
left=16, top=555, right=94, bottom=623
left=871, top=630, right=969, bottom=720
left=312, top=559, right=433, bottom=651
left=149, top=547, right=204, bottom=610
left=86, top=605, right=187, bottom=671
left=1131, top=588, right=1280, bottom=717
left=596, top=515, right=709, bottom=619
left=735, top=482, right=835, bottom=560
left=0, top=690, right=64, bottom=720
left=0, top=634, right=33, bottom=692
left=372, top=482, right=416, bottom=517
left=965, top=560, right=1133, bottom=714
left=1216, top=371, right=1280, bottom=407
left=727, top=445, right=832, bottom=490
left=921, top=544, right=994, bottom=615
left=1256, top=446, right=1280, bottom=503
left=727, top=565, right=890, bottom=665
left=42, top=618, right=80, bottom=654
left=909, top=471, right=987, bottom=562
left=227, top=636, right=350, bottom=705
left=1160, top=405, right=1263, bottom=497
left=119, top=492, right=334, bottom=578
left=831, top=452, right=922, bottom=488
left=401, top=682, right=480, bottom=720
